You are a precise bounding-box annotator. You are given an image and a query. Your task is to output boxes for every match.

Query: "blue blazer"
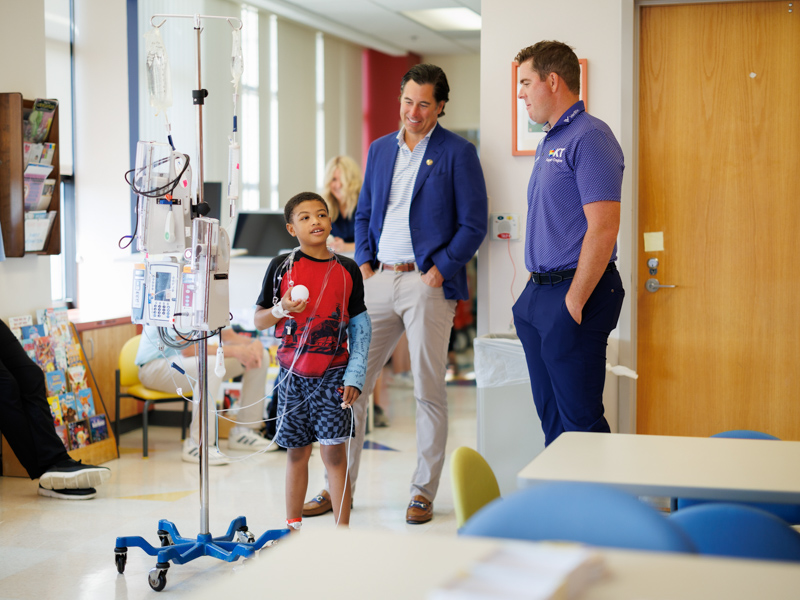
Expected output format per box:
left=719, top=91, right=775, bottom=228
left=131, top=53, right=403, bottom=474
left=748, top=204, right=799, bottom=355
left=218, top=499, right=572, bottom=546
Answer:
left=354, top=125, right=488, bottom=301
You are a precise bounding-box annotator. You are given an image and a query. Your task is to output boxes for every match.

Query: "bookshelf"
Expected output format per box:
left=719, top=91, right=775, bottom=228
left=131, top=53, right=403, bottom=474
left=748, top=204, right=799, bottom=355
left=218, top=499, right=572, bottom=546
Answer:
left=1, top=318, right=118, bottom=479
left=0, top=92, right=61, bottom=257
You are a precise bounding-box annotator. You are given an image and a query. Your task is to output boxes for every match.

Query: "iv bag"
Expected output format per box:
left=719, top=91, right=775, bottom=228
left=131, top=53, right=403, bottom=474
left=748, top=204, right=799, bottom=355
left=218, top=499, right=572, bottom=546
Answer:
left=231, top=29, right=243, bottom=92
left=144, top=27, right=173, bottom=114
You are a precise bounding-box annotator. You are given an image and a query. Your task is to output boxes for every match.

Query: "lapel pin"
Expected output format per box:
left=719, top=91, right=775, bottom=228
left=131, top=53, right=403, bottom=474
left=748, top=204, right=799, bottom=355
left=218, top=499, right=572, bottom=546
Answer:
left=426, top=159, right=433, bottom=166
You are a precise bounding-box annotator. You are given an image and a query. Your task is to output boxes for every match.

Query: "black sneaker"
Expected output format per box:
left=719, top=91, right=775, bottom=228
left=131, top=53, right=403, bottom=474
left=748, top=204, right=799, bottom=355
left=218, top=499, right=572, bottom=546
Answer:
left=39, top=458, right=111, bottom=490
left=38, top=484, right=97, bottom=500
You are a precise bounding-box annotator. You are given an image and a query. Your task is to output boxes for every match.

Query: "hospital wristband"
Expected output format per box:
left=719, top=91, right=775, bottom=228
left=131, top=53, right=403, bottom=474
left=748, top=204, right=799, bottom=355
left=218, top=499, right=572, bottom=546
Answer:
left=272, top=303, right=290, bottom=319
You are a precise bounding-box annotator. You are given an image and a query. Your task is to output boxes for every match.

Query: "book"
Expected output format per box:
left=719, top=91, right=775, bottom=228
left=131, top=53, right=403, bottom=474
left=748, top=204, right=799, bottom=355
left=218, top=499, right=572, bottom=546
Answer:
left=22, top=163, right=54, bottom=211
left=34, top=336, right=56, bottom=372
left=8, top=315, right=33, bottom=340
left=8, top=314, right=33, bottom=330
left=67, top=364, right=87, bottom=391
left=68, top=420, right=91, bottom=449
left=89, top=415, right=109, bottom=443
left=47, top=395, right=64, bottom=427
left=66, top=343, right=83, bottom=367
left=54, top=346, right=68, bottom=372
left=24, top=98, right=58, bottom=143
left=20, top=323, right=46, bottom=339
left=76, top=388, right=95, bottom=419
left=45, top=307, right=71, bottom=343
left=21, top=338, right=36, bottom=361
left=37, top=179, right=56, bottom=210
left=23, top=142, right=44, bottom=167
left=59, top=393, right=78, bottom=423
left=55, top=425, right=70, bottom=450
left=45, top=369, right=68, bottom=396
left=39, top=142, right=56, bottom=166
left=23, top=210, right=57, bottom=252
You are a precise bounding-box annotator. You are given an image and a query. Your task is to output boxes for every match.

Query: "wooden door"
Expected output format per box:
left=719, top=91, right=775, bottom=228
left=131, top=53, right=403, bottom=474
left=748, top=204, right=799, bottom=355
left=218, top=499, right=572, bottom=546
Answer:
left=637, top=2, right=800, bottom=439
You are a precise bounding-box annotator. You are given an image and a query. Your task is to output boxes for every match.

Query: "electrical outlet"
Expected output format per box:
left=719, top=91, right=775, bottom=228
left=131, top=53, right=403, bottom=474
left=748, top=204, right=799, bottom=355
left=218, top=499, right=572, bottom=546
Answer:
left=490, top=213, right=520, bottom=241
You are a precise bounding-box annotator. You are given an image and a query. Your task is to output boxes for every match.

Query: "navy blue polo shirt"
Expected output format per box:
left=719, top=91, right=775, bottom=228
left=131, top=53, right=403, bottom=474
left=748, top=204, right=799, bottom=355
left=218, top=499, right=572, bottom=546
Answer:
left=525, top=101, right=624, bottom=273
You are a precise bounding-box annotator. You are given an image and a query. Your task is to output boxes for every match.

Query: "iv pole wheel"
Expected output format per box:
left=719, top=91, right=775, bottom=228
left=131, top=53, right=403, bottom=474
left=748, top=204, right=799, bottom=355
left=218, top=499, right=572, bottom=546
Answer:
left=157, top=529, right=173, bottom=547
left=148, top=563, right=170, bottom=592
left=236, top=525, right=255, bottom=544
left=114, top=547, right=127, bottom=574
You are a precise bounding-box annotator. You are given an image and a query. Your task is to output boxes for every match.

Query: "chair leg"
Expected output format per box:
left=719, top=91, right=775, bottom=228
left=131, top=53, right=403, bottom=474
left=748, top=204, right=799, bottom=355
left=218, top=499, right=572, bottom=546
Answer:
left=115, top=370, right=121, bottom=455
left=143, top=400, right=150, bottom=458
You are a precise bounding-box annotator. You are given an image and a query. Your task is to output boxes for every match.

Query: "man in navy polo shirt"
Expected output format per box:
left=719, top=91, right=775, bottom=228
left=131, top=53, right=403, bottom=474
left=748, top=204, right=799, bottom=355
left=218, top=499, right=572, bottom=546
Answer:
left=512, top=41, right=625, bottom=446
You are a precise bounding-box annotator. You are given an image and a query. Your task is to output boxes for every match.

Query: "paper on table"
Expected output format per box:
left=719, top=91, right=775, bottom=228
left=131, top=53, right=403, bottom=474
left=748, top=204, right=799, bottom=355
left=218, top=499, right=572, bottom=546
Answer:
left=430, top=542, right=605, bottom=600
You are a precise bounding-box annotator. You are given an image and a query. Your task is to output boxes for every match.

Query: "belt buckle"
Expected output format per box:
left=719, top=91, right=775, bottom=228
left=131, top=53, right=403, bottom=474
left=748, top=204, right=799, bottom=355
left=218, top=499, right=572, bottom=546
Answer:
left=393, top=263, right=403, bottom=273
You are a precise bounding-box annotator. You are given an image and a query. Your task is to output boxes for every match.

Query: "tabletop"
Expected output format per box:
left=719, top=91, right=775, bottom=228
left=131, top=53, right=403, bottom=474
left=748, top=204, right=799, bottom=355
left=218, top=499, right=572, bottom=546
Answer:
left=518, top=431, right=800, bottom=504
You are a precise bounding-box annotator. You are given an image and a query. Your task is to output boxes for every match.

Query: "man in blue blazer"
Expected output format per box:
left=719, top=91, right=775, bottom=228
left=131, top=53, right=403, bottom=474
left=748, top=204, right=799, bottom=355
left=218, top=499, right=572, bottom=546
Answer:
left=303, top=64, right=487, bottom=524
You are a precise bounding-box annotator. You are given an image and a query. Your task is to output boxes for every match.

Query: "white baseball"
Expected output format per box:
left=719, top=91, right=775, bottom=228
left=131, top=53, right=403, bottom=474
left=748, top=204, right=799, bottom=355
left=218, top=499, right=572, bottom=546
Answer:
left=291, top=285, right=310, bottom=302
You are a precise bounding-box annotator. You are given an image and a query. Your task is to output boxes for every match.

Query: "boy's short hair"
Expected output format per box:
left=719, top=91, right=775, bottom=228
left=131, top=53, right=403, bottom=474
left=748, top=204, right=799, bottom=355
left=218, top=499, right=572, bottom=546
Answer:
left=284, top=192, right=328, bottom=224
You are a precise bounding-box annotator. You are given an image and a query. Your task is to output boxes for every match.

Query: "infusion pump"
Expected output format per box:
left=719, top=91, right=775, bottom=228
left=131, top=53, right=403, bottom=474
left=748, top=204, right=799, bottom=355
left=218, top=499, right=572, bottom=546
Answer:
left=132, top=217, right=230, bottom=332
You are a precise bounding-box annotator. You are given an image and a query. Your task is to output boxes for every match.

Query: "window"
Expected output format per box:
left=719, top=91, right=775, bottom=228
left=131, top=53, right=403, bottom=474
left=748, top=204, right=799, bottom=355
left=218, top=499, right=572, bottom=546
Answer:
left=240, top=5, right=260, bottom=211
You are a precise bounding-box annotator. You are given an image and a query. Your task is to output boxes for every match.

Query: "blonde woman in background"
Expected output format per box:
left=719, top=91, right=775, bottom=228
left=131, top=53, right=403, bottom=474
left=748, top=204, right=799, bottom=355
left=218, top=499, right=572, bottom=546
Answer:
left=323, top=155, right=361, bottom=254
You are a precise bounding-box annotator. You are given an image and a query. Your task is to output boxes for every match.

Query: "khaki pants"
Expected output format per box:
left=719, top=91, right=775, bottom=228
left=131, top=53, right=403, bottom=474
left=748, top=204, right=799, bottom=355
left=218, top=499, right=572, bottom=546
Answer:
left=326, top=269, right=456, bottom=501
left=138, top=349, right=269, bottom=443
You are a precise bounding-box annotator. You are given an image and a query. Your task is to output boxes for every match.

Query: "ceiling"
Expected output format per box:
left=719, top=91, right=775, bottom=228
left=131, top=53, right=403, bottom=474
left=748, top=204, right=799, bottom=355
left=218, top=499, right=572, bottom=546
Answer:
left=247, top=0, right=481, bottom=56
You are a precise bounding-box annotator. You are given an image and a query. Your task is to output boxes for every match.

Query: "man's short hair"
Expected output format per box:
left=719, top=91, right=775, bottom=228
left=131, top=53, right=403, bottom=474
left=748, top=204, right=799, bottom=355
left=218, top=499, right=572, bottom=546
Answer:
left=515, top=41, right=581, bottom=96
left=400, top=63, right=450, bottom=117
left=284, top=192, right=328, bottom=224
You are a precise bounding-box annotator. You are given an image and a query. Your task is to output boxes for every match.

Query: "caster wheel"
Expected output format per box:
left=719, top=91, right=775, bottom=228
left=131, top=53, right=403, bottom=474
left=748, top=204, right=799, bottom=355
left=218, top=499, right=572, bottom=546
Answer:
left=236, top=526, right=255, bottom=544
left=157, top=529, right=173, bottom=547
left=148, top=567, right=167, bottom=592
left=115, top=551, right=127, bottom=574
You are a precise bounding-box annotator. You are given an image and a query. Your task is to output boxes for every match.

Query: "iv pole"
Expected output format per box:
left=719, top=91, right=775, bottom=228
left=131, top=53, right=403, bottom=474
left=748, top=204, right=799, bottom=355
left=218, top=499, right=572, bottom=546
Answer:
left=114, top=14, right=288, bottom=593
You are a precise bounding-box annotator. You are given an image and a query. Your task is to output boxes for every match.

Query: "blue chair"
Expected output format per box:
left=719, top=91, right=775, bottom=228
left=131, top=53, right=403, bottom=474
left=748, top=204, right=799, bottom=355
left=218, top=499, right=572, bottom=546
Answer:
left=670, top=503, right=800, bottom=562
left=460, top=482, right=695, bottom=553
left=673, top=430, right=800, bottom=525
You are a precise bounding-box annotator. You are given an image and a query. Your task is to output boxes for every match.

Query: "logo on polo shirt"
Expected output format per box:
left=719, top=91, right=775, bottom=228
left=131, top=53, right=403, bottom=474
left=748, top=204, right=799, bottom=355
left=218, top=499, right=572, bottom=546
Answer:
left=546, top=148, right=565, bottom=163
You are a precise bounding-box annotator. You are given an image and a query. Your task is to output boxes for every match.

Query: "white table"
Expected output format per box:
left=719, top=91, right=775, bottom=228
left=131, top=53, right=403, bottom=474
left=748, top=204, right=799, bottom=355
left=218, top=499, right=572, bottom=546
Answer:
left=518, top=431, right=800, bottom=504
left=192, top=529, right=800, bottom=599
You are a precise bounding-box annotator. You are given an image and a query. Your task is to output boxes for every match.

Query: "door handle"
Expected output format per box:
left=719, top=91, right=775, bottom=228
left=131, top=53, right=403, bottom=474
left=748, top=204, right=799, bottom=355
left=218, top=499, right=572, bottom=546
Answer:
left=645, top=278, right=677, bottom=293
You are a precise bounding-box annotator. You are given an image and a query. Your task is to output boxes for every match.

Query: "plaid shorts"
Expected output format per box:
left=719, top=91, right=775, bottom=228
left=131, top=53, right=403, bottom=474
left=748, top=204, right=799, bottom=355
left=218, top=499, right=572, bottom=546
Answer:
left=273, top=367, right=354, bottom=448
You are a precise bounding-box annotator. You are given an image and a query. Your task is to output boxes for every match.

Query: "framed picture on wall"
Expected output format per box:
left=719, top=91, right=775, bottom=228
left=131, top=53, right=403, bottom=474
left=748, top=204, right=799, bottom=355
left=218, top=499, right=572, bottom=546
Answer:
left=512, top=58, right=588, bottom=156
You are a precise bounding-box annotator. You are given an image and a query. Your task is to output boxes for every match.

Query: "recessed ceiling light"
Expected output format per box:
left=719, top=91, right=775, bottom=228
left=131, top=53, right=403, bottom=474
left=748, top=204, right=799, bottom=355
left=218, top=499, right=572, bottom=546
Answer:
left=401, top=8, right=482, bottom=32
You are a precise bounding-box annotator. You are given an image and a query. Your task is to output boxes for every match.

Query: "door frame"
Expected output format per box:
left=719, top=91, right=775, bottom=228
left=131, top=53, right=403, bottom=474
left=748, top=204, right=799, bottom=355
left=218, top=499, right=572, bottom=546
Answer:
left=619, top=0, right=773, bottom=434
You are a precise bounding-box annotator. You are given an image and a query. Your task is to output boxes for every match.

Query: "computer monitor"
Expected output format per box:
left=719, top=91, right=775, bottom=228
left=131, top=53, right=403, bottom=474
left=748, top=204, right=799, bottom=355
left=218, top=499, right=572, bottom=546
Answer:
left=202, top=181, right=222, bottom=222
left=232, top=212, right=297, bottom=257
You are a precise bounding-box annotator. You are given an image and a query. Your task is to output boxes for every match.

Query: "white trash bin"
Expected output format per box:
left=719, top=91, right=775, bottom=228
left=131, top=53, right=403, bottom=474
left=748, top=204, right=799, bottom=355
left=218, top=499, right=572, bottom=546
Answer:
left=475, top=334, right=621, bottom=495
left=474, top=334, right=545, bottom=496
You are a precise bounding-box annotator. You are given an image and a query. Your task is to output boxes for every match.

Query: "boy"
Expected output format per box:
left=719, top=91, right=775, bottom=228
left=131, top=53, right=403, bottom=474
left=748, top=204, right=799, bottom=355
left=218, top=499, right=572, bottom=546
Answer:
left=254, top=192, right=371, bottom=529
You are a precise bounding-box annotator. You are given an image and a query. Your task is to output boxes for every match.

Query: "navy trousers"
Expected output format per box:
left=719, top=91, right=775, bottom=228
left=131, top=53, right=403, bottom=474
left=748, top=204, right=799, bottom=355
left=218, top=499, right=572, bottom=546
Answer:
left=512, top=268, right=624, bottom=446
left=0, top=319, right=70, bottom=479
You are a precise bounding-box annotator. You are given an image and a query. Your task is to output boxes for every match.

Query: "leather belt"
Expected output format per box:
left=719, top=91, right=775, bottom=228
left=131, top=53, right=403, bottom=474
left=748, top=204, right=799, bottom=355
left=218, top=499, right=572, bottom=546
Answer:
left=530, top=262, right=616, bottom=285
left=379, top=262, right=417, bottom=273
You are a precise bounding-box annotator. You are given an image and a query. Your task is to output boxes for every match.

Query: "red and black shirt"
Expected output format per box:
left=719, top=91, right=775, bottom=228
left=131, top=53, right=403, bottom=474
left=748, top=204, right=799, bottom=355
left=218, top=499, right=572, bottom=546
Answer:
left=256, top=251, right=366, bottom=378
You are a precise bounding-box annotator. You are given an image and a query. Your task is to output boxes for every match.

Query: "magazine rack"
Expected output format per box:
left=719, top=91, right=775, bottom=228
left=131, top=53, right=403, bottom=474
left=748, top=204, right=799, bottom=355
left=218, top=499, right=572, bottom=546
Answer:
left=112, top=14, right=288, bottom=592
left=0, top=93, right=61, bottom=257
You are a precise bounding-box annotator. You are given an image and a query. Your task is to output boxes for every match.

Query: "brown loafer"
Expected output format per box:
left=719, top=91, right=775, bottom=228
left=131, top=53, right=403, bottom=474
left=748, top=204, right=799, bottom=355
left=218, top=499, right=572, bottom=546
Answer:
left=406, top=494, right=433, bottom=524
left=302, top=489, right=332, bottom=517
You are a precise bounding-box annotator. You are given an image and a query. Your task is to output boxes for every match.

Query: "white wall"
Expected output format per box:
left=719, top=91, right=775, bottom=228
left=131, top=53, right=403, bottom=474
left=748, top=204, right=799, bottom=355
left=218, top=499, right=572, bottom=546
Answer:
left=479, top=0, right=636, bottom=431
left=72, top=1, right=134, bottom=318
left=422, top=53, right=480, bottom=132
left=0, top=0, right=52, bottom=321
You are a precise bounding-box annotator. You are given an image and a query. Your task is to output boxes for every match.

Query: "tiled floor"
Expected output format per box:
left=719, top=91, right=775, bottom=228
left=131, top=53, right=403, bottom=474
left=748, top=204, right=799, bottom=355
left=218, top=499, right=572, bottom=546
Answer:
left=0, top=367, right=478, bottom=599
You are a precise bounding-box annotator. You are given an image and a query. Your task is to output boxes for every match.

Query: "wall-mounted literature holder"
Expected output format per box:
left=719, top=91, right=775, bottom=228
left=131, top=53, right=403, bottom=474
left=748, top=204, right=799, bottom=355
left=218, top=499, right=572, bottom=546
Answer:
left=0, top=93, right=61, bottom=257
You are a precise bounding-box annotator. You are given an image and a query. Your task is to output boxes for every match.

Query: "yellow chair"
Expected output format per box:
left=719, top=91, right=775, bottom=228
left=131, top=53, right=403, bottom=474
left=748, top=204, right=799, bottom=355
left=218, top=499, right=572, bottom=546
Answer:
left=114, top=335, right=191, bottom=458
left=451, top=446, right=501, bottom=529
